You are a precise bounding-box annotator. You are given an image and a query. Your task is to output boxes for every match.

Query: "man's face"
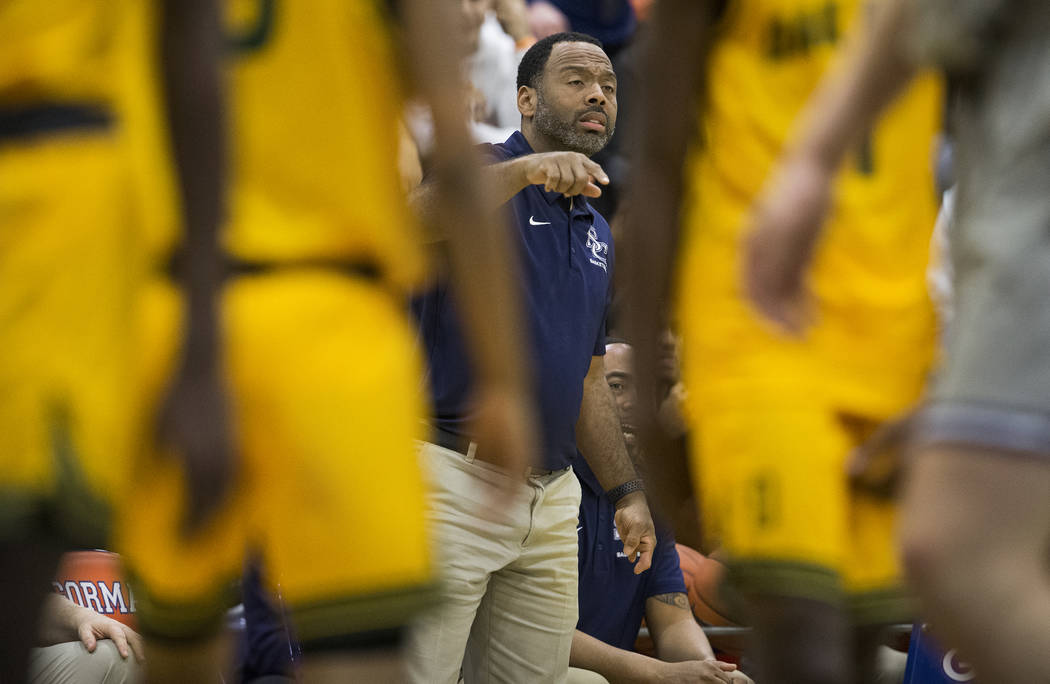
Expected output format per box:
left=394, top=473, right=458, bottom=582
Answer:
left=605, top=343, right=638, bottom=452
left=532, top=41, right=617, bottom=156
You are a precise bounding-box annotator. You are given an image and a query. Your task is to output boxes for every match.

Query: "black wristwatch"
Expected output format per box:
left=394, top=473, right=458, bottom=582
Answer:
left=605, top=478, right=645, bottom=505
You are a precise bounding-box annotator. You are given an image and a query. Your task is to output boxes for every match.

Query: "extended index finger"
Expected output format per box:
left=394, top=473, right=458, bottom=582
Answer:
left=582, top=158, right=609, bottom=185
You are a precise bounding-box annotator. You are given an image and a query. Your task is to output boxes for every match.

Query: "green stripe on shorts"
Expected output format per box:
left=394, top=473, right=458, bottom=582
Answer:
left=291, top=580, right=441, bottom=644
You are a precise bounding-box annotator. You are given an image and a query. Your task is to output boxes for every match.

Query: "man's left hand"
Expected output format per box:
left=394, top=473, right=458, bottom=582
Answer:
left=744, top=152, right=833, bottom=334
left=727, top=669, right=755, bottom=683
left=613, top=491, right=657, bottom=574
left=74, top=609, right=145, bottom=663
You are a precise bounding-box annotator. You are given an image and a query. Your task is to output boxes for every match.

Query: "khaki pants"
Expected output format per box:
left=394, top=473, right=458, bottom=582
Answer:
left=407, top=442, right=582, bottom=684
left=28, top=641, right=142, bottom=684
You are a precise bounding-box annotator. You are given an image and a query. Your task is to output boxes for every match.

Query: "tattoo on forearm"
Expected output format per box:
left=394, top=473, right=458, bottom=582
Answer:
left=651, top=592, right=691, bottom=610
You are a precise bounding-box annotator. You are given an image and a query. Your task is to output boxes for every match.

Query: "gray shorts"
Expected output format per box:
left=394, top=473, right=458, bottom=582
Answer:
left=920, top=171, right=1050, bottom=457
left=916, top=0, right=1050, bottom=458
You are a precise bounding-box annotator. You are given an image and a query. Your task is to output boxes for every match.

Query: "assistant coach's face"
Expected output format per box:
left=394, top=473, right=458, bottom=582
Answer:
left=532, top=41, right=617, bottom=157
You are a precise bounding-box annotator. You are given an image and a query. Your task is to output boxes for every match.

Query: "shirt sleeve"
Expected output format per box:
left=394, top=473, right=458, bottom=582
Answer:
left=644, top=529, right=688, bottom=599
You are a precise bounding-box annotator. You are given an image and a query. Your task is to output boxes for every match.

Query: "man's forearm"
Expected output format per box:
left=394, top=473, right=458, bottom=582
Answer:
left=160, top=0, right=225, bottom=345
left=401, top=0, right=529, bottom=389
left=793, top=0, right=918, bottom=169
left=620, top=0, right=714, bottom=412
left=411, top=156, right=533, bottom=244
left=577, top=367, right=638, bottom=490
left=654, top=616, right=716, bottom=664
left=571, top=629, right=662, bottom=684
left=36, top=595, right=85, bottom=646
left=647, top=593, right=717, bottom=663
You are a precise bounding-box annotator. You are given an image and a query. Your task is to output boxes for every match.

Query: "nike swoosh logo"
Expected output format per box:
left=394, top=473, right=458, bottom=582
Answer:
left=529, top=216, right=552, bottom=226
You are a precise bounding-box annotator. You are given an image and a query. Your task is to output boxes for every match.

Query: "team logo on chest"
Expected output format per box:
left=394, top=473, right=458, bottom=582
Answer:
left=586, top=226, right=609, bottom=272
left=613, top=522, right=628, bottom=559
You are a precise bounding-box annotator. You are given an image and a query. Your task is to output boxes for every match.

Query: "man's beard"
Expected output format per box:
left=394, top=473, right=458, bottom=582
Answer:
left=533, top=90, right=614, bottom=157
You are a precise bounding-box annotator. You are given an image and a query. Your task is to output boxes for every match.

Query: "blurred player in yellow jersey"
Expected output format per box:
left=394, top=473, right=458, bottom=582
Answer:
left=747, top=0, right=1050, bottom=680
left=620, top=1, right=941, bottom=682
left=116, top=0, right=536, bottom=681
left=0, top=0, right=230, bottom=679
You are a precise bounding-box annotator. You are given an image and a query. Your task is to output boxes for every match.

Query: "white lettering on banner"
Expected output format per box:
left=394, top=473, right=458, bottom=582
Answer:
left=101, top=582, right=128, bottom=614
left=63, top=581, right=83, bottom=606
left=80, top=582, right=104, bottom=613
left=54, top=582, right=135, bottom=616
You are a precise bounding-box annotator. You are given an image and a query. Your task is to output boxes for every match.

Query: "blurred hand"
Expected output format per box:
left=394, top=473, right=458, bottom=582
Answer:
left=74, top=608, right=145, bottom=664
left=657, top=381, right=689, bottom=438
left=657, top=658, right=737, bottom=683
left=466, top=84, right=489, bottom=123
left=468, top=382, right=540, bottom=516
left=523, top=151, right=610, bottom=198
left=727, top=668, right=755, bottom=683
left=745, top=153, right=834, bottom=335
left=527, top=1, right=570, bottom=39
left=158, top=352, right=236, bottom=535
left=614, top=491, right=657, bottom=574
left=849, top=412, right=915, bottom=498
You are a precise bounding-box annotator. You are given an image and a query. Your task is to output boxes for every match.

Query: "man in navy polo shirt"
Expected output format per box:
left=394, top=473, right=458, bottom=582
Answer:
left=408, top=32, right=656, bottom=684
left=568, top=341, right=751, bottom=684
left=570, top=459, right=753, bottom=684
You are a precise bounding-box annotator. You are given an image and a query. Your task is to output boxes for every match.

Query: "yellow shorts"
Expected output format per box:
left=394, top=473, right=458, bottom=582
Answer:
left=691, top=390, right=912, bottom=624
left=116, top=272, right=436, bottom=642
left=0, top=133, right=138, bottom=545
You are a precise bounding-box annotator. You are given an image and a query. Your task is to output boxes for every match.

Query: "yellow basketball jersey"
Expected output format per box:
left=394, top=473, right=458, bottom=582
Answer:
left=678, top=0, right=942, bottom=415
left=0, top=0, right=122, bottom=107
left=112, top=0, right=180, bottom=263
left=222, top=0, right=423, bottom=291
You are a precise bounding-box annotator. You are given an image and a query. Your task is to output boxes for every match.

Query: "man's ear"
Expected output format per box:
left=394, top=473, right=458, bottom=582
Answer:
left=517, top=85, right=536, bottom=118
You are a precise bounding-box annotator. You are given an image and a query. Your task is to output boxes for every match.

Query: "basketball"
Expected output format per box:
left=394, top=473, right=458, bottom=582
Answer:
left=676, top=544, right=740, bottom=627
left=53, top=551, right=137, bottom=628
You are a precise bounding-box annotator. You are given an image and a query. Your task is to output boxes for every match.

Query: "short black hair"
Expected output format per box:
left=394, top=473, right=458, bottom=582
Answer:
left=516, top=32, right=605, bottom=90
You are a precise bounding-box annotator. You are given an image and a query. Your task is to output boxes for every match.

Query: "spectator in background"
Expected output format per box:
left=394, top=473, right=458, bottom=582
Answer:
left=603, top=334, right=702, bottom=550
left=568, top=340, right=752, bottom=684
left=526, top=0, right=636, bottom=59
left=406, top=0, right=525, bottom=150
left=570, top=459, right=751, bottom=684
left=493, top=0, right=537, bottom=49
left=468, top=0, right=526, bottom=142
left=29, top=595, right=144, bottom=684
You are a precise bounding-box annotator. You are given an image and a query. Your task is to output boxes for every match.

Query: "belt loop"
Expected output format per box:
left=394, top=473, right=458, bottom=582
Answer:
left=465, top=441, right=478, bottom=463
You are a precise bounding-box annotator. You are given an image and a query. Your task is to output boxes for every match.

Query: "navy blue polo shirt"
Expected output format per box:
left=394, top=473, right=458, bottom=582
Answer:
left=575, top=458, right=686, bottom=651
left=413, top=131, right=613, bottom=471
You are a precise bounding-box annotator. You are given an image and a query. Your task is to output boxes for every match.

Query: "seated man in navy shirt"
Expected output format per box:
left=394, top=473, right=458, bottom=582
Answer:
left=408, top=32, right=656, bottom=684
left=568, top=341, right=753, bottom=684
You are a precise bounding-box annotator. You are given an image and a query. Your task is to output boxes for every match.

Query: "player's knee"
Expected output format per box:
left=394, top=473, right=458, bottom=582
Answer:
left=899, top=509, right=976, bottom=602
left=90, top=640, right=140, bottom=684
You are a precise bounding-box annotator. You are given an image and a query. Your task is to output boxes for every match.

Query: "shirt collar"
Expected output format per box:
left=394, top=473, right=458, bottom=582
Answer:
left=504, top=131, right=597, bottom=212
